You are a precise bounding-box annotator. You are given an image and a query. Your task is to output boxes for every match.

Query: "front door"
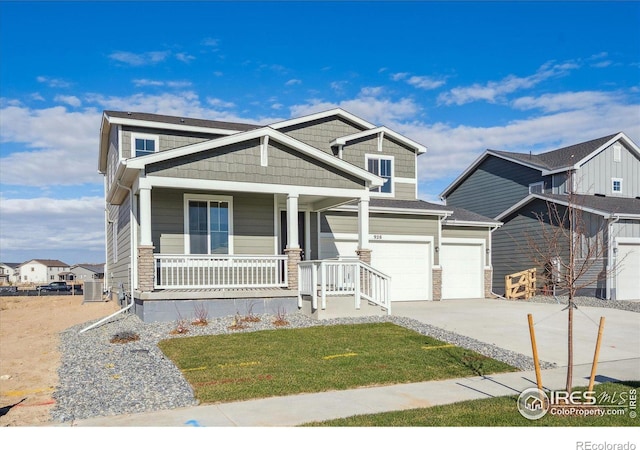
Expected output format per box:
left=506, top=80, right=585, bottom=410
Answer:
left=280, top=211, right=306, bottom=259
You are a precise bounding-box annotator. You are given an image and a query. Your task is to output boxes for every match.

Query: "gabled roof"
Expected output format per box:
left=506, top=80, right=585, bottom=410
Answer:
left=330, top=126, right=427, bottom=154
left=496, top=193, right=640, bottom=221
left=270, top=108, right=377, bottom=131
left=19, top=259, right=69, bottom=268
left=71, top=263, right=105, bottom=273
left=103, top=110, right=259, bottom=133
left=125, top=126, right=384, bottom=189
left=441, top=132, right=639, bottom=199
left=365, top=199, right=500, bottom=226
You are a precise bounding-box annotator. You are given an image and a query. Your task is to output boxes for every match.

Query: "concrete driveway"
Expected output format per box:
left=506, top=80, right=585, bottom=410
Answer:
left=392, top=299, right=640, bottom=368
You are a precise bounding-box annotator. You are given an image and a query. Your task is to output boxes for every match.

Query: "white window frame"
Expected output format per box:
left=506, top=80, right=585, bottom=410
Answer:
left=183, top=194, right=234, bottom=255
left=612, top=178, right=623, bottom=195
left=529, top=181, right=544, bottom=194
left=131, top=132, right=159, bottom=158
left=365, top=154, right=394, bottom=197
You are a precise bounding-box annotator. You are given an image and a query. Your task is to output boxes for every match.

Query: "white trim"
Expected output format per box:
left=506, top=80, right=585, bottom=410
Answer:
left=320, top=232, right=432, bottom=243
left=443, top=219, right=502, bottom=228
left=130, top=132, right=159, bottom=158
left=613, top=143, right=622, bottom=162
left=395, top=177, right=417, bottom=184
left=260, top=135, right=269, bottom=167
left=333, top=203, right=452, bottom=217
left=273, top=194, right=279, bottom=255
left=331, top=126, right=427, bottom=154
left=365, top=153, right=394, bottom=197
left=127, top=127, right=384, bottom=189
left=144, top=175, right=371, bottom=199
left=183, top=193, right=234, bottom=255
left=495, top=194, right=615, bottom=221
left=270, top=108, right=376, bottom=131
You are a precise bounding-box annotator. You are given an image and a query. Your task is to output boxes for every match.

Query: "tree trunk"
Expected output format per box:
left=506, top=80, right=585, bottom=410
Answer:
left=566, top=295, right=574, bottom=393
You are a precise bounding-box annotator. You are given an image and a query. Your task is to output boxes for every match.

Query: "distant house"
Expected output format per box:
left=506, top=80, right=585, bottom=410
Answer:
left=18, top=259, right=70, bottom=284
left=70, top=263, right=105, bottom=281
left=0, top=263, right=20, bottom=284
left=441, top=132, right=640, bottom=300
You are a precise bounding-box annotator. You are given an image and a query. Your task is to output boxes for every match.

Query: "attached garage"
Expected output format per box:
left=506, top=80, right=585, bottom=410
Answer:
left=320, top=236, right=432, bottom=301
left=616, top=239, right=640, bottom=301
left=440, top=239, right=485, bottom=299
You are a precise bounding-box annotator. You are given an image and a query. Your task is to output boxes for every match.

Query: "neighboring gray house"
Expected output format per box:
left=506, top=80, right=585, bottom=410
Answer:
left=0, top=262, right=20, bottom=284
left=99, top=108, right=499, bottom=322
left=441, top=132, right=640, bottom=300
left=70, top=264, right=105, bottom=281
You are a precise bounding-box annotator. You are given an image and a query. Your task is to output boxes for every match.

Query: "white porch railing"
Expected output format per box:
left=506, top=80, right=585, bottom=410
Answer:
left=297, top=259, right=391, bottom=314
left=154, top=255, right=288, bottom=289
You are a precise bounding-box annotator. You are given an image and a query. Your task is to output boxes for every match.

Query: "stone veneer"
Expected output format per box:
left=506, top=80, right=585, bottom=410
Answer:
left=285, top=248, right=302, bottom=290
left=356, top=248, right=372, bottom=264
left=432, top=267, right=442, bottom=301
left=484, top=268, right=493, bottom=298
left=137, top=245, right=155, bottom=292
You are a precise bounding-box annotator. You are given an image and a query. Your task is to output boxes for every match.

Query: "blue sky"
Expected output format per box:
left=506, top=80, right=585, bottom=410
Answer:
left=1, top=1, right=639, bottom=265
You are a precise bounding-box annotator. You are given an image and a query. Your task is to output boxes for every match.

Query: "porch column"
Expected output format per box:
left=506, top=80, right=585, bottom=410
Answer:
left=138, top=186, right=154, bottom=292
left=356, top=198, right=372, bottom=264
left=285, top=194, right=302, bottom=290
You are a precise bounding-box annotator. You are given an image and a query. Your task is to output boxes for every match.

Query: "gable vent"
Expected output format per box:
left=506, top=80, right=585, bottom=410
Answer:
left=594, top=193, right=606, bottom=197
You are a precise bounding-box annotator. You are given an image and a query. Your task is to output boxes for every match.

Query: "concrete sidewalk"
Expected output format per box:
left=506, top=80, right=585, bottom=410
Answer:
left=66, top=358, right=639, bottom=427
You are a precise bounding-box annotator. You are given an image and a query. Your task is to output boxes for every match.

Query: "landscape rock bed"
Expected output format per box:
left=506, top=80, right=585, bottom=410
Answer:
left=52, top=308, right=560, bottom=423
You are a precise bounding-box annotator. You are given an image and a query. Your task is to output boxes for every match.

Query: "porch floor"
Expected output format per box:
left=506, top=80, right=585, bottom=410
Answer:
left=136, top=287, right=296, bottom=301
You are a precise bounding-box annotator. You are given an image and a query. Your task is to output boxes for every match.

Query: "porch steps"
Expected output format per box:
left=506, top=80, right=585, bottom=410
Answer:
left=299, top=293, right=388, bottom=320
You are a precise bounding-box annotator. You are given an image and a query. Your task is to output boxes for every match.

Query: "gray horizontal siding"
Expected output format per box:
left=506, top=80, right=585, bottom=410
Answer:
left=107, top=195, right=132, bottom=296
left=446, top=156, right=544, bottom=218
left=393, top=182, right=416, bottom=200
left=146, top=140, right=365, bottom=190
left=321, top=212, right=438, bottom=236
left=151, top=189, right=275, bottom=255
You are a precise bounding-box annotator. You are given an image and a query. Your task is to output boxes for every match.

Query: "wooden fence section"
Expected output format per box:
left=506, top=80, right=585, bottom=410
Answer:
left=505, top=268, right=536, bottom=299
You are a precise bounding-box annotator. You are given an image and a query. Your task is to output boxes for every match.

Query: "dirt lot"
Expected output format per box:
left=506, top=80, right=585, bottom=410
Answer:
left=0, top=295, right=118, bottom=426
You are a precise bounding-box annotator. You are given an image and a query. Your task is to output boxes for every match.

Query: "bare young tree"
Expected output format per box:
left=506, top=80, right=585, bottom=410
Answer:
left=525, top=180, right=613, bottom=393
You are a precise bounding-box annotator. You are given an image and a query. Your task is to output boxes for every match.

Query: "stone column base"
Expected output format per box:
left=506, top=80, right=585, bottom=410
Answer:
left=432, top=267, right=442, bottom=301
left=137, top=245, right=155, bottom=293
left=285, top=248, right=302, bottom=290
left=356, top=248, right=372, bottom=265
left=484, top=268, right=493, bottom=298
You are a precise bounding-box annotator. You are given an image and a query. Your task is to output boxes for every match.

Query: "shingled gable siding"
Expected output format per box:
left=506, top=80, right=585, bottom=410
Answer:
left=145, top=140, right=365, bottom=190
left=446, top=157, right=546, bottom=218
left=278, top=117, right=367, bottom=155
left=578, top=142, right=640, bottom=198
left=151, top=189, right=275, bottom=255
left=121, top=127, right=224, bottom=159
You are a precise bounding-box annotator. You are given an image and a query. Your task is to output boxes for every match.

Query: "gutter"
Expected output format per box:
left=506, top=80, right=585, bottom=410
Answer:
left=606, top=215, right=620, bottom=301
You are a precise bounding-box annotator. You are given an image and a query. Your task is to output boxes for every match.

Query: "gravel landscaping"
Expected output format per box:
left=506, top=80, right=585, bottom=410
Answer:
left=51, top=296, right=638, bottom=423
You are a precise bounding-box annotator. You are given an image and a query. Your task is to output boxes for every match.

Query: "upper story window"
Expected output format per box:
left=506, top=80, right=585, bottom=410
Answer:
left=529, top=181, right=544, bottom=194
left=612, top=178, right=623, bottom=194
left=131, top=133, right=159, bottom=157
left=366, top=155, right=393, bottom=194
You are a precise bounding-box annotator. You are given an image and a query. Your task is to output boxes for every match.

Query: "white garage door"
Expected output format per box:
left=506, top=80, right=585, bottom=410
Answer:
left=320, top=238, right=431, bottom=301
left=441, top=242, right=484, bottom=299
left=617, top=242, right=640, bottom=301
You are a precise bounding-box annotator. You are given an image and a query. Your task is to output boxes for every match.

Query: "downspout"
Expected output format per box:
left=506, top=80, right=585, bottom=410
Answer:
left=606, top=215, right=620, bottom=300
left=488, top=223, right=508, bottom=300
left=80, top=178, right=136, bottom=334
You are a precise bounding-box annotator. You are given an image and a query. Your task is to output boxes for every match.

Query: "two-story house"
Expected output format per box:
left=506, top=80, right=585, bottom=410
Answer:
left=0, top=262, right=20, bottom=284
left=18, top=259, right=71, bottom=284
left=441, top=132, right=640, bottom=300
left=99, top=108, right=500, bottom=322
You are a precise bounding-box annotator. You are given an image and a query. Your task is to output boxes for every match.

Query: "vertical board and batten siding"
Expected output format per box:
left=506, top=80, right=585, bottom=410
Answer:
left=442, top=226, right=491, bottom=266
left=446, top=157, right=544, bottom=218
left=146, top=140, right=365, bottom=190
left=121, top=127, right=222, bottom=159
left=107, top=194, right=132, bottom=296
left=613, top=220, right=640, bottom=239
left=151, top=189, right=276, bottom=255
left=577, top=142, right=640, bottom=198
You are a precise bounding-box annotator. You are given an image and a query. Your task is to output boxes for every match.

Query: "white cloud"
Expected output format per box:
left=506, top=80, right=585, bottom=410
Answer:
left=36, top=76, right=71, bottom=88
left=109, top=50, right=171, bottom=66
left=0, top=196, right=105, bottom=254
left=207, top=97, right=236, bottom=108
left=202, top=38, right=220, bottom=48
left=390, top=72, right=409, bottom=81
left=406, top=75, right=446, bottom=90
left=175, top=52, right=196, bottom=63
left=54, top=95, right=82, bottom=107
left=285, top=79, right=302, bottom=86
left=0, top=105, right=102, bottom=186
left=438, top=61, right=580, bottom=106
left=133, top=79, right=193, bottom=88
left=512, top=91, right=619, bottom=113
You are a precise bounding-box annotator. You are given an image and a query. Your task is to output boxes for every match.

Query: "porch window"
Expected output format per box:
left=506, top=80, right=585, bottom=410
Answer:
left=186, top=196, right=232, bottom=254
left=366, top=155, right=393, bottom=194
left=131, top=133, right=158, bottom=157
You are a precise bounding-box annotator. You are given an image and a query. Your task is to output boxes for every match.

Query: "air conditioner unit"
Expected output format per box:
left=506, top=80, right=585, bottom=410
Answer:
left=83, top=280, right=104, bottom=302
